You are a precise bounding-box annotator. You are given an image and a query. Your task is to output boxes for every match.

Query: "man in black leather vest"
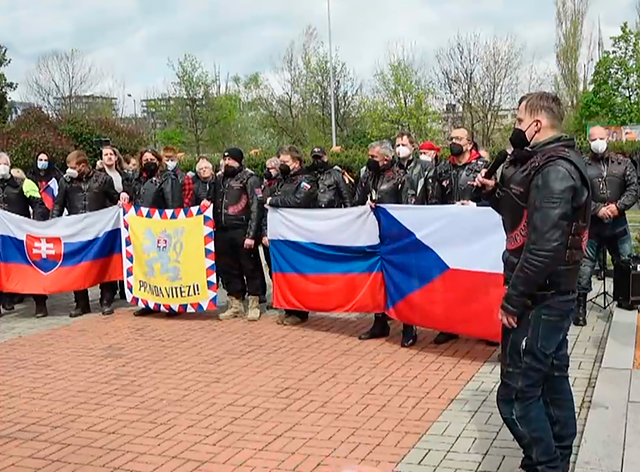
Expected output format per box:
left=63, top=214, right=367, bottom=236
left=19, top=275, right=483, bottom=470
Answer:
left=54, top=151, right=124, bottom=317
left=430, top=128, right=488, bottom=346
left=476, top=92, right=591, bottom=472
left=307, top=147, right=353, bottom=208
left=214, top=148, right=265, bottom=322
left=266, top=146, right=318, bottom=326
left=575, top=126, right=638, bottom=324
left=354, top=140, right=418, bottom=348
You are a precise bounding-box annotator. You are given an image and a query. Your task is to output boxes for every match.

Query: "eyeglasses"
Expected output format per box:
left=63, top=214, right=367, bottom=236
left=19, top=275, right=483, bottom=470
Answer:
left=449, top=136, right=467, bottom=143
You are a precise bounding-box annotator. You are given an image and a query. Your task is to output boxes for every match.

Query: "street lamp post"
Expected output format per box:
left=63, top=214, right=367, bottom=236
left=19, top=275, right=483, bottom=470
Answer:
left=327, top=0, right=337, bottom=148
left=127, top=93, right=137, bottom=118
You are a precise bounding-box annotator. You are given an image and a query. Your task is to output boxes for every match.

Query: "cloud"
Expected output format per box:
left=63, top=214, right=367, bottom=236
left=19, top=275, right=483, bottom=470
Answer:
left=1, top=0, right=636, bottom=113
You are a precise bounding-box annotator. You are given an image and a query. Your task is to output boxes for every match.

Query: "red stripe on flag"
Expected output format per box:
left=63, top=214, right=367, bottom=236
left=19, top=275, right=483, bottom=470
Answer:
left=387, top=268, right=504, bottom=342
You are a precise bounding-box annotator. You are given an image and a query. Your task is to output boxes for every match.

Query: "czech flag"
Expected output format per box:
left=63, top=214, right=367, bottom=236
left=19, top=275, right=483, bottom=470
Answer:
left=376, top=205, right=504, bottom=342
left=269, top=206, right=386, bottom=313
left=0, top=207, right=123, bottom=294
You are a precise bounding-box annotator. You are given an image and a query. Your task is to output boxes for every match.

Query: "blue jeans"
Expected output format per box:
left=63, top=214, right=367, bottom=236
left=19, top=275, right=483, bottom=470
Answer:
left=577, top=216, right=633, bottom=294
left=497, top=293, right=577, bottom=472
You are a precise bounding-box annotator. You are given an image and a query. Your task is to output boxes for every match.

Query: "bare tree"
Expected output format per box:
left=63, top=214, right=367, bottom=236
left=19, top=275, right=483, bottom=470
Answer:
left=435, top=33, right=523, bottom=148
left=555, top=0, right=590, bottom=112
left=25, top=49, right=101, bottom=115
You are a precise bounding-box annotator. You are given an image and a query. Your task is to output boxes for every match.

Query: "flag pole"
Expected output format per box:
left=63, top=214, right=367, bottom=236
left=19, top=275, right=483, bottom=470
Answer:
left=327, top=0, right=337, bottom=148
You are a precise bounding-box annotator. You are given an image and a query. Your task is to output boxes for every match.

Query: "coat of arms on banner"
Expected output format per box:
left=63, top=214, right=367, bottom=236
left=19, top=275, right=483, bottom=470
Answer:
left=121, top=205, right=217, bottom=312
left=24, top=235, right=64, bottom=275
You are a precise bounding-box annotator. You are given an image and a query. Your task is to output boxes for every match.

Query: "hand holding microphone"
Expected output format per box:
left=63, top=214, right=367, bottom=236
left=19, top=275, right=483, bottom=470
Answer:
left=474, top=149, right=509, bottom=190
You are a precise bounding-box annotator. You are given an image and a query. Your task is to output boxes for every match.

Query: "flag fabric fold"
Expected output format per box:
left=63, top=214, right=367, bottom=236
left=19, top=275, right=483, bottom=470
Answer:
left=0, top=207, right=122, bottom=294
left=269, top=206, right=386, bottom=313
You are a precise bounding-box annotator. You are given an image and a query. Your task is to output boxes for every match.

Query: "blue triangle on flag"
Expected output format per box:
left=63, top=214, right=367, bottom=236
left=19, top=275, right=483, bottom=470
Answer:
left=374, top=206, right=450, bottom=311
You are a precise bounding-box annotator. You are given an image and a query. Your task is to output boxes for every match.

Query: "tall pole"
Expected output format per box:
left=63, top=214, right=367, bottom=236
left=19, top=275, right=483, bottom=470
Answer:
left=327, top=0, right=337, bottom=148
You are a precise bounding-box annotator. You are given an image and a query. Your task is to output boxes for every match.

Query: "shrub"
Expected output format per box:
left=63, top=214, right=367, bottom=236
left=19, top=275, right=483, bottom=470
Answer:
left=0, top=108, right=74, bottom=171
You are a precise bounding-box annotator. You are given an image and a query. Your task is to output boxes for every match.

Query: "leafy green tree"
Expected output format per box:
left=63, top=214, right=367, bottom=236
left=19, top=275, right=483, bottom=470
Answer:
left=0, top=45, right=17, bottom=125
left=576, top=23, right=640, bottom=129
left=365, top=46, right=440, bottom=143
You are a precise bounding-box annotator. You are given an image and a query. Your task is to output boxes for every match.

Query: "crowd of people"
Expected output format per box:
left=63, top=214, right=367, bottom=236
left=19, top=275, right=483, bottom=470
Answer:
left=2, top=89, right=639, bottom=472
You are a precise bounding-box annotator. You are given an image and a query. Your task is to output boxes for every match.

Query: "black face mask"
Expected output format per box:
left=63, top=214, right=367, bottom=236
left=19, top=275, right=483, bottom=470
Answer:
left=279, top=164, right=291, bottom=178
left=224, top=165, right=241, bottom=178
left=510, top=121, right=538, bottom=150
left=143, top=162, right=159, bottom=176
left=449, top=143, right=465, bottom=157
left=264, top=169, right=277, bottom=181
left=310, top=160, right=330, bottom=172
left=366, top=158, right=381, bottom=173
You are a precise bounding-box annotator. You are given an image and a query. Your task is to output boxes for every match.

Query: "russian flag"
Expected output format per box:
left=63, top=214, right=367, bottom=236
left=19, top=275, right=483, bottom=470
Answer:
left=376, top=205, right=505, bottom=342
left=0, top=207, right=123, bottom=294
left=269, top=206, right=386, bottom=313
left=39, top=178, right=59, bottom=211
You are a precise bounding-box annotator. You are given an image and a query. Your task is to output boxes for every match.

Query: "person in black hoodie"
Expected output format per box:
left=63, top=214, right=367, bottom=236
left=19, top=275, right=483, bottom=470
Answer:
left=26, top=152, right=64, bottom=219
left=266, top=145, right=318, bottom=326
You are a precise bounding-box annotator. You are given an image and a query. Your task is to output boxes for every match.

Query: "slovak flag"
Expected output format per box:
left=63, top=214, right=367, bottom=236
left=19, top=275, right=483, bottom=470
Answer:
left=0, top=207, right=123, bottom=294
left=39, top=178, right=59, bottom=211
left=269, top=206, right=386, bottom=313
left=376, top=205, right=505, bottom=342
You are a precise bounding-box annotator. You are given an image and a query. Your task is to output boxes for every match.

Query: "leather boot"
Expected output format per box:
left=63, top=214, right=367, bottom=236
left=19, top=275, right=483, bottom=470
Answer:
left=34, top=298, right=49, bottom=319
left=433, top=332, right=459, bottom=345
left=401, top=324, right=418, bottom=348
left=574, top=293, right=587, bottom=327
left=220, top=297, right=245, bottom=320
left=70, top=291, right=91, bottom=318
left=247, top=296, right=261, bottom=321
left=359, top=313, right=390, bottom=340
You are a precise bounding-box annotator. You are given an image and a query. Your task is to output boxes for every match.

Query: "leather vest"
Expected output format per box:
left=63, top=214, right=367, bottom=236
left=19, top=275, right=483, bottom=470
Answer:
left=586, top=154, right=627, bottom=204
left=215, top=168, right=253, bottom=228
left=438, top=158, right=486, bottom=203
left=364, top=166, right=405, bottom=204
left=498, top=148, right=590, bottom=266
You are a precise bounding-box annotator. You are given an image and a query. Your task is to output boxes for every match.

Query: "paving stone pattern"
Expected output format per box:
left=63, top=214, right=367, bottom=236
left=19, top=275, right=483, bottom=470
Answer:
left=396, top=299, right=611, bottom=472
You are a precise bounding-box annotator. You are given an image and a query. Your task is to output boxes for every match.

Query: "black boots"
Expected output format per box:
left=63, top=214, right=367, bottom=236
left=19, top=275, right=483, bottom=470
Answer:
left=401, top=324, right=418, bottom=348
left=574, top=293, right=587, bottom=327
left=34, top=297, right=48, bottom=319
left=434, top=332, right=459, bottom=345
left=359, top=313, right=390, bottom=340
left=70, top=291, right=91, bottom=318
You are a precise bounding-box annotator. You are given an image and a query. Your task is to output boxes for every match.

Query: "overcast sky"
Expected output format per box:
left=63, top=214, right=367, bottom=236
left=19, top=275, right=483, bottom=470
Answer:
left=1, top=0, right=636, bottom=113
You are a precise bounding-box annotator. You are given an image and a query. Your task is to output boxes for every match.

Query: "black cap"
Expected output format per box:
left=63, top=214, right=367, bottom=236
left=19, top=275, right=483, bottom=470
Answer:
left=223, top=147, right=244, bottom=164
left=311, top=147, right=326, bottom=158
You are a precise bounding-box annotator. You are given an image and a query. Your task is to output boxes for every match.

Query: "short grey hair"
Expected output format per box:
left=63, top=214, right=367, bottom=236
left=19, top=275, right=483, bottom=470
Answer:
left=368, top=140, right=394, bottom=159
left=0, top=152, right=10, bottom=165
left=266, top=157, right=280, bottom=168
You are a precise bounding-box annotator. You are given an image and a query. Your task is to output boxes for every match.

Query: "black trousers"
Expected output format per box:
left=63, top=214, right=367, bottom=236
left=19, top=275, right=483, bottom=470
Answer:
left=216, top=228, right=265, bottom=299
left=285, top=310, right=309, bottom=320
left=74, top=282, right=117, bottom=308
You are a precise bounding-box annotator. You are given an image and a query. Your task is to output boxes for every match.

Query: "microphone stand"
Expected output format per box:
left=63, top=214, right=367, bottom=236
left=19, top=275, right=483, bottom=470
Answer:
left=588, top=248, right=614, bottom=313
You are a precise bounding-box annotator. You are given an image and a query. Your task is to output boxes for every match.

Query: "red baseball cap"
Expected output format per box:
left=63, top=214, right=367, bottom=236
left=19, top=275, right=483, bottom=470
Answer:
left=419, top=141, right=440, bottom=153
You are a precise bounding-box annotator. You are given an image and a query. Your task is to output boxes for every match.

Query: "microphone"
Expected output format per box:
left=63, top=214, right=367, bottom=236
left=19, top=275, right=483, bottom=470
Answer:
left=484, top=149, right=509, bottom=180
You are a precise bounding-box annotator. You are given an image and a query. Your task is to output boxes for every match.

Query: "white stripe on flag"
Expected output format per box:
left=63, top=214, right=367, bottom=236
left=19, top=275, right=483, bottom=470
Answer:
left=268, top=206, right=380, bottom=247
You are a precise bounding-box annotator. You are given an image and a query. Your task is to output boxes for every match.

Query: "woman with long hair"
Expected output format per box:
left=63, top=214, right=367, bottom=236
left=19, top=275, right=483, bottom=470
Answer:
left=122, top=147, right=182, bottom=317
left=26, top=152, right=64, bottom=218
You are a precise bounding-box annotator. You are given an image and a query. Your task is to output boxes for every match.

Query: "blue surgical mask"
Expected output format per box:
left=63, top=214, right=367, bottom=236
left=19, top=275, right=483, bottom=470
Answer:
left=37, top=161, right=49, bottom=170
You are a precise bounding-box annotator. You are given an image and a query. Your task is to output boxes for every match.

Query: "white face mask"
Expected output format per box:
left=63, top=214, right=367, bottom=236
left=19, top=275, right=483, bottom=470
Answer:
left=0, top=165, right=9, bottom=179
left=420, top=154, right=433, bottom=162
left=590, top=139, right=608, bottom=155
left=66, top=168, right=78, bottom=179
left=166, top=160, right=178, bottom=171
left=396, top=145, right=411, bottom=159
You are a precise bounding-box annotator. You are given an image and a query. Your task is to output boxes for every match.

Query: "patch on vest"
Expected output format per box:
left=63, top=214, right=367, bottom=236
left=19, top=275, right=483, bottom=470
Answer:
left=228, top=194, right=248, bottom=214
left=506, top=210, right=528, bottom=250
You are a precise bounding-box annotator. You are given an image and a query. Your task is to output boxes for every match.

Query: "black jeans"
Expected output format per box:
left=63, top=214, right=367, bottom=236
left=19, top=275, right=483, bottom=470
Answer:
left=497, top=293, right=577, bottom=472
left=216, top=228, right=266, bottom=299
left=74, top=282, right=117, bottom=309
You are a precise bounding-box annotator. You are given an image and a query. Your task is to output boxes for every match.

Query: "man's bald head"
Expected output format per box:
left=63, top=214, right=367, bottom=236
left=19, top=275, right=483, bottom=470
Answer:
left=451, top=128, right=471, bottom=142
left=589, top=126, right=608, bottom=142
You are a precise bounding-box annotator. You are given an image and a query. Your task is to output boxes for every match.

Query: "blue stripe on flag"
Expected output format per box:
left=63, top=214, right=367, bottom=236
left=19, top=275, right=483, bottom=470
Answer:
left=270, top=239, right=381, bottom=275
left=0, top=228, right=122, bottom=267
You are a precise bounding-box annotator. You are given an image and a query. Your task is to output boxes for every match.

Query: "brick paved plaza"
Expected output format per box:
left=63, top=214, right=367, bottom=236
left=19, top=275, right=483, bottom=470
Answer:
left=0, top=291, right=611, bottom=472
